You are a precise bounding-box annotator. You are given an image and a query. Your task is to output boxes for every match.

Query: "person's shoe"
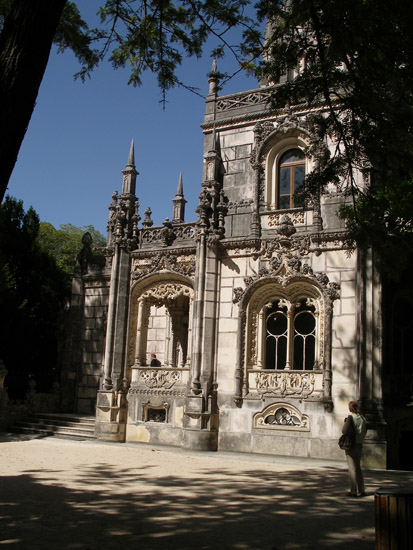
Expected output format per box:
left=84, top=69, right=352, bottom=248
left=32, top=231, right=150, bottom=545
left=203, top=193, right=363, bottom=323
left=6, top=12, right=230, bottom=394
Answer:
left=358, top=492, right=366, bottom=497
left=346, top=492, right=357, bottom=497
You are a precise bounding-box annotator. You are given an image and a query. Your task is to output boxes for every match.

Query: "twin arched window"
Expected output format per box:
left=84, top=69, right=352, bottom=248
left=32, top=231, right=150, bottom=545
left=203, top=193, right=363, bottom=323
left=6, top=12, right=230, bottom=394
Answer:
left=265, top=299, right=316, bottom=370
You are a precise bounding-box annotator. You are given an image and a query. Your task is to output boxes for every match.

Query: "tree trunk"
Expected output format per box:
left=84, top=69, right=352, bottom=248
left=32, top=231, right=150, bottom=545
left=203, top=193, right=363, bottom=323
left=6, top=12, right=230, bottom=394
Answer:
left=0, top=0, right=67, bottom=202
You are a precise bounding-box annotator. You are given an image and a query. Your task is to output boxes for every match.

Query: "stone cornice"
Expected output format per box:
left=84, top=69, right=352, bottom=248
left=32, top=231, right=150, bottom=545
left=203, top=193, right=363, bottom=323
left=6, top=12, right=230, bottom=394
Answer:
left=202, top=100, right=326, bottom=132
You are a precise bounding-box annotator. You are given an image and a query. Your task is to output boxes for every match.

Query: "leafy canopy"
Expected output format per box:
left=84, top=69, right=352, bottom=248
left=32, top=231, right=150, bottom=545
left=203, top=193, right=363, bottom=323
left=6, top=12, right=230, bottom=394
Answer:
left=249, top=0, right=413, bottom=278
left=0, top=197, right=68, bottom=397
left=54, top=0, right=413, bottom=276
left=1, top=1, right=413, bottom=277
left=0, top=195, right=106, bottom=397
left=38, top=222, right=106, bottom=284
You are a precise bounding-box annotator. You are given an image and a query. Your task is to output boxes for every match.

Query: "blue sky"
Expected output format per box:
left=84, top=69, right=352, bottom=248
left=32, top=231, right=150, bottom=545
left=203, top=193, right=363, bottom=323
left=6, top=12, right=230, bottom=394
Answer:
left=6, top=1, right=258, bottom=236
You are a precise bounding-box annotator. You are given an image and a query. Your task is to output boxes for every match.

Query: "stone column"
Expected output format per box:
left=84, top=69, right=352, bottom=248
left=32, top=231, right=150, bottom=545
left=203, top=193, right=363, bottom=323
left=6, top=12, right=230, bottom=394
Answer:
left=358, top=248, right=386, bottom=467
left=257, top=308, right=264, bottom=368
left=134, top=298, right=144, bottom=365
left=183, top=235, right=219, bottom=451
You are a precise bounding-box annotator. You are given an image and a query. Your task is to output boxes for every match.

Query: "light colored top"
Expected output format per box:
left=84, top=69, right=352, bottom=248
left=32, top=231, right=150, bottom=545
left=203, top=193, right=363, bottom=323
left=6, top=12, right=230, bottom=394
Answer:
left=343, top=412, right=367, bottom=445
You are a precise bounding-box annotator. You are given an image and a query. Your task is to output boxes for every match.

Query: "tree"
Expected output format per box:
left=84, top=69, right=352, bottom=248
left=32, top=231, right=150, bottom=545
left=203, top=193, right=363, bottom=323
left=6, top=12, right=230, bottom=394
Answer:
left=0, top=196, right=69, bottom=398
left=249, top=0, right=413, bottom=278
left=38, top=222, right=106, bottom=286
left=0, top=0, right=258, bottom=203
left=1, top=1, right=412, bottom=278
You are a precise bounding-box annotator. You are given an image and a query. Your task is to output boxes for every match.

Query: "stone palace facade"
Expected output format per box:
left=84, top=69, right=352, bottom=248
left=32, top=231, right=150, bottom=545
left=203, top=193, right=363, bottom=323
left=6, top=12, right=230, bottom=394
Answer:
left=60, top=65, right=413, bottom=470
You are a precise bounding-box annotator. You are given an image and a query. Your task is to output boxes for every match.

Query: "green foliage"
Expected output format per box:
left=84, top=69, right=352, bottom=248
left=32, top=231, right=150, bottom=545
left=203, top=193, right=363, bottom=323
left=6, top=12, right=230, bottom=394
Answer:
left=94, top=0, right=258, bottom=103
left=54, top=1, right=101, bottom=79
left=2, top=1, right=413, bottom=279
left=0, top=197, right=69, bottom=398
left=37, top=222, right=106, bottom=284
left=247, top=0, right=413, bottom=279
left=340, top=179, right=413, bottom=279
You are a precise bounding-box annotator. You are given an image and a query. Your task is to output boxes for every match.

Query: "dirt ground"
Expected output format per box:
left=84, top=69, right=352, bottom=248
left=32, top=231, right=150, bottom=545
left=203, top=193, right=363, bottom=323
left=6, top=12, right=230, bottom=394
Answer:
left=1, top=433, right=412, bottom=550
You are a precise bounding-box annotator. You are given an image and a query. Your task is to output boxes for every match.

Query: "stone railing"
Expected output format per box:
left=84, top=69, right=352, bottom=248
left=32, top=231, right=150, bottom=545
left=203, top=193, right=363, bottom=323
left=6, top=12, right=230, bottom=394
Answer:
left=140, top=222, right=197, bottom=246
left=130, top=366, right=190, bottom=390
left=216, top=88, right=276, bottom=113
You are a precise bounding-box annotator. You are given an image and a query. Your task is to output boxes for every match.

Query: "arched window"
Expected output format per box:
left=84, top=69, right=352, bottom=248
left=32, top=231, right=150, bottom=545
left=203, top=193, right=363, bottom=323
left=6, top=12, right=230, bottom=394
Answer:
left=265, top=301, right=288, bottom=369
left=293, top=300, right=316, bottom=370
left=278, top=148, right=305, bottom=209
left=264, top=298, right=316, bottom=370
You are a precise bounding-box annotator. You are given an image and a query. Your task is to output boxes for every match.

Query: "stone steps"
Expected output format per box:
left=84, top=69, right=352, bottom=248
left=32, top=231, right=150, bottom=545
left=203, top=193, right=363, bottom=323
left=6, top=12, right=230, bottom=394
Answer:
left=10, top=413, right=96, bottom=440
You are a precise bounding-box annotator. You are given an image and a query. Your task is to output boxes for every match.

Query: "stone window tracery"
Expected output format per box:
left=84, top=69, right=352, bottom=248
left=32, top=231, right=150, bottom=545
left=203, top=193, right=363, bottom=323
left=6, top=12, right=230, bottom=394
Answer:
left=247, top=283, right=322, bottom=373
left=265, top=298, right=316, bottom=370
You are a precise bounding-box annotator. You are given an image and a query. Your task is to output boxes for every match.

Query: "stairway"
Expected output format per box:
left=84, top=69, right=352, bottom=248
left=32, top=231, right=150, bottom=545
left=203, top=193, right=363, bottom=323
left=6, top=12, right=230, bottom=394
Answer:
left=10, top=413, right=96, bottom=440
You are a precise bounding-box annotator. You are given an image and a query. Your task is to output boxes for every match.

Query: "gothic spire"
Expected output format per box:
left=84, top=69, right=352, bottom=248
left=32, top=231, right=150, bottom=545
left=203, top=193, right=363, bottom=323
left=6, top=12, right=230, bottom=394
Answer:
left=127, top=139, right=135, bottom=168
left=122, top=139, right=138, bottom=195
left=172, top=172, right=186, bottom=224
left=176, top=172, right=184, bottom=196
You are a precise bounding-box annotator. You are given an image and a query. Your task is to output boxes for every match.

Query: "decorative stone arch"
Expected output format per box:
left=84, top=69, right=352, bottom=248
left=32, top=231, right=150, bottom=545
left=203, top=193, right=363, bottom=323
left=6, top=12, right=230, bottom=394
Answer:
left=245, top=277, right=324, bottom=370
left=249, top=119, right=319, bottom=227
left=127, top=272, right=194, bottom=371
left=234, top=270, right=337, bottom=409
left=254, top=402, right=310, bottom=431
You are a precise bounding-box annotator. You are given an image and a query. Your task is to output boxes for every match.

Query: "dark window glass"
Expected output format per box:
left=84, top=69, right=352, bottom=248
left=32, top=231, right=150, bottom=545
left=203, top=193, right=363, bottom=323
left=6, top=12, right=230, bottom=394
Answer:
left=278, top=148, right=306, bottom=209
left=265, top=302, right=288, bottom=369
left=293, top=308, right=316, bottom=370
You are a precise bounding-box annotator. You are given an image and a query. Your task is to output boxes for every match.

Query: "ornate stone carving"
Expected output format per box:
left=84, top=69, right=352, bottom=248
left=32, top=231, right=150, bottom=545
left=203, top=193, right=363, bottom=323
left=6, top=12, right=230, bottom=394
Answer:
left=232, top=253, right=340, bottom=306
left=216, top=88, right=275, bottom=112
left=255, top=371, right=315, bottom=397
left=161, top=218, right=176, bottom=246
left=268, top=211, right=305, bottom=226
left=254, top=402, right=310, bottom=431
left=227, top=198, right=254, bottom=213
left=131, top=253, right=195, bottom=281
left=140, top=282, right=193, bottom=307
left=141, top=222, right=197, bottom=245
left=128, top=388, right=186, bottom=397
left=107, top=190, right=140, bottom=251
left=139, top=369, right=182, bottom=389
left=142, top=207, right=153, bottom=228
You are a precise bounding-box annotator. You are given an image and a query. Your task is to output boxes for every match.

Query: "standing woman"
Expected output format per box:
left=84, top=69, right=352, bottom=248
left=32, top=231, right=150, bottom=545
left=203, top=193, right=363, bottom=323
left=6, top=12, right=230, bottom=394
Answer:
left=342, top=400, right=367, bottom=497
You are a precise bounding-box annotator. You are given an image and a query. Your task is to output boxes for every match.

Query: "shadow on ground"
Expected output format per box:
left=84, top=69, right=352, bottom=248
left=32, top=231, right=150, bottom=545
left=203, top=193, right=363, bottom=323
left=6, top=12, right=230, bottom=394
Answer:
left=1, top=438, right=412, bottom=550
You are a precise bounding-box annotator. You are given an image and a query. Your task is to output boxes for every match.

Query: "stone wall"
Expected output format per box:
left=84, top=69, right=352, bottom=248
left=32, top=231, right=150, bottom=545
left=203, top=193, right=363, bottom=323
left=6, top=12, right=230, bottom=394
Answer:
left=76, top=280, right=109, bottom=414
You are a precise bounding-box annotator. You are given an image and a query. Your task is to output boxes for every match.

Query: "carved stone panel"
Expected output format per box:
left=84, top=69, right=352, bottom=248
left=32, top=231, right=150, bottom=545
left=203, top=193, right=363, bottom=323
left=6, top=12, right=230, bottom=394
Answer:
left=249, top=370, right=324, bottom=399
left=254, top=402, right=310, bottom=431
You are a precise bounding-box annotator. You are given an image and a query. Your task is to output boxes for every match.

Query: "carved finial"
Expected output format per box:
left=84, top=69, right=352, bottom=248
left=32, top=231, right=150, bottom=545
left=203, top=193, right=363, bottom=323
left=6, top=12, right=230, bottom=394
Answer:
left=172, top=173, right=186, bottom=224
left=127, top=139, right=135, bottom=167
left=208, top=58, right=219, bottom=96
left=176, top=172, right=184, bottom=196
left=142, top=206, right=153, bottom=228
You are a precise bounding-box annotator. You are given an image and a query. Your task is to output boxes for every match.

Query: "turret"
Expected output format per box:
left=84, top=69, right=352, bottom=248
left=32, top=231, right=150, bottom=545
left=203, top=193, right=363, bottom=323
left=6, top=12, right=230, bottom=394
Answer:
left=106, top=140, right=140, bottom=248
